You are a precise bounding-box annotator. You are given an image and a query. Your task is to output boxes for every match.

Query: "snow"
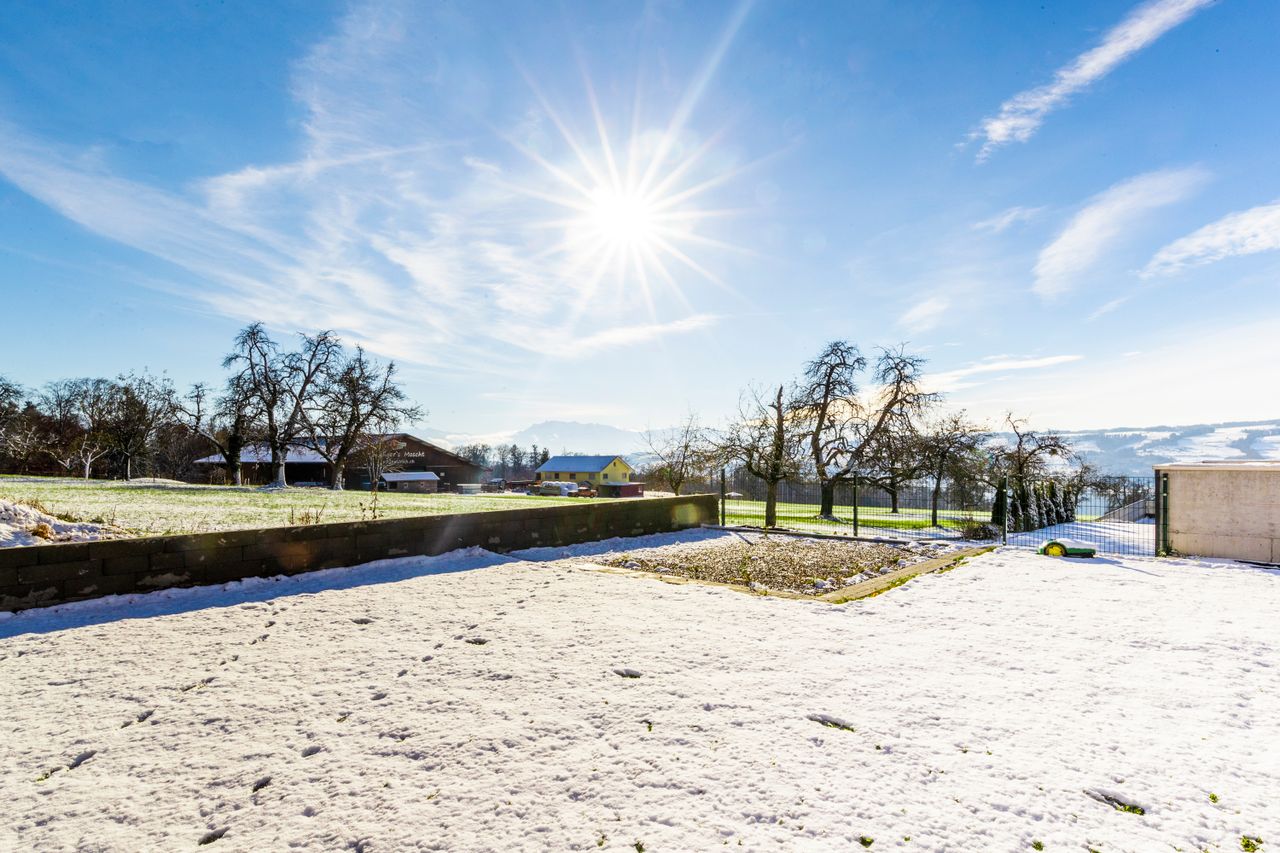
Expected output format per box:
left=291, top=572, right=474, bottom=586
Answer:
left=0, top=498, right=116, bottom=548
left=2, top=532, right=1278, bottom=851
left=1008, top=519, right=1154, bottom=555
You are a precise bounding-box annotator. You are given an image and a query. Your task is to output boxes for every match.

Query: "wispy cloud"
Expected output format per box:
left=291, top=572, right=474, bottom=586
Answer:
left=0, top=1, right=746, bottom=379
left=1142, top=200, right=1280, bottom=277
left=972, top=206, right=1044, bottom=234
left=1032, top=167, right=1207, bottom=298
left=898, top=296, right=950, bottom=333
left=930, top=354, right=1084, bottom=393
left=973, top=0, right=1214, bottom=160
left=571, top=314, right=718, bottom=350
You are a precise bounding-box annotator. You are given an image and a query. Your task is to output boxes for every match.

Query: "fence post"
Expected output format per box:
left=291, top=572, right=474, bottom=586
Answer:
left=1001, top=474, right=1008, bottom=545
left=852, top=476, right=859, bottom=537
left=1157, top=471, right=1169, bottom=556
left=719, top=467, right=726, bottom=527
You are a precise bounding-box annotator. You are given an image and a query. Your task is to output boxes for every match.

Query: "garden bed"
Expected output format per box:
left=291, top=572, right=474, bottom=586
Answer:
left=598, top=530, right=961, bottom=595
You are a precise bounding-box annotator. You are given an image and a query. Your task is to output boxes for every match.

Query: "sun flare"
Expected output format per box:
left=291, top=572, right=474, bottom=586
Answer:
left=581, top=185, right=661, bottom=250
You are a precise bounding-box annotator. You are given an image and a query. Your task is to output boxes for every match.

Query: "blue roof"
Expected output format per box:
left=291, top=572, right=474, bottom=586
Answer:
left=535, top=455, right=623, bottom=473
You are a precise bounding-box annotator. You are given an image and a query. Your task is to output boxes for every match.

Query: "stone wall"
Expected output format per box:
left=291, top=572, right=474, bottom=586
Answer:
left=0, top=494, right=718, bottom=612
left=1155, top=464, right=1280, bottom=561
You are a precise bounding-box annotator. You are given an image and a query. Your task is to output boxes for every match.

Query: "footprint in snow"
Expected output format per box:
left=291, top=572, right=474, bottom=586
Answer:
left=371, top=691, right=387, bottom=701
left=252, top=775, right=271, bottom=793
left=807, top=713, right=856, bottom=732
left=420, top=655, right=433, bottom=663
left=121, top=709, right=154, bottom=728
left=465, top=638, right=489, bottom=645
left=197, top=827, right=228, bottom=845
left=301, top=745, right=323, bottom=758
left=67, top=749, right=97, bottom=769
left=613, top=668, right=642, bottom=679
left=396, top=669, right=408, bottom=678
left=351, top=617, right=374, bottom=625
left=250, top=634, right=269, bottom=644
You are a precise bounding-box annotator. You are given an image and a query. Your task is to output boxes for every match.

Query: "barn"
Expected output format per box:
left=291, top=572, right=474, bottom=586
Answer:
left=195, top=434, right=483, bottom=490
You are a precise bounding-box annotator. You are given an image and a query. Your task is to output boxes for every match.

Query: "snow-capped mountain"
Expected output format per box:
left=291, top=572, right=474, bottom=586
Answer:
left=423, top=418, right=1280, bottom=477
left=1060, top=420, right=1280, bottom=476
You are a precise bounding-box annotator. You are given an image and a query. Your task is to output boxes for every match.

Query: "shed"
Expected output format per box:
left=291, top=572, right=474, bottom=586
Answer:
left=598, top=481, right=644, bottom=498
left=379, top=471, right=440, bottom=494
left=1154, top=461, right=1280, bottom=562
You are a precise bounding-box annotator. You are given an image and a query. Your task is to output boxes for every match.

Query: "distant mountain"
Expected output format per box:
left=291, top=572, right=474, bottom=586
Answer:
left=507, top=421, right=650, bottom=455
left=1059, top=419, right=1280, bottom=476
left=424, top=418, right=1280, bottom=478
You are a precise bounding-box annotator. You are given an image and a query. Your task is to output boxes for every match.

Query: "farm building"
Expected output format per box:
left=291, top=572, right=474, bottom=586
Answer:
left=378, top=471, right=440, bottom=493
left=534, top=455, right=636, bottom=490
left=195, top=434, right=482, bottom=490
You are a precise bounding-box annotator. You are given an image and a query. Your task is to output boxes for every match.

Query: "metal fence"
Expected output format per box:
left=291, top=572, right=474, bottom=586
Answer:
left=715, top=470, right=1156, bottom=557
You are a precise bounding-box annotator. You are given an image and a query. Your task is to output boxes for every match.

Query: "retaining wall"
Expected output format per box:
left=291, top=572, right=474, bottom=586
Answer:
left=0, top=494, right=718, bottom=612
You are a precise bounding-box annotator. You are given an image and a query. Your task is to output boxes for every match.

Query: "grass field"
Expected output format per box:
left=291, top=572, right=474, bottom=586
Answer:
left=0, top=476, right=579, bottom=537
left=723, top=498, right=985, bottom=537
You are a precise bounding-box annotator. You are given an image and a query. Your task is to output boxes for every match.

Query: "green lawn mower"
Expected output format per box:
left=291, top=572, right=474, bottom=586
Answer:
left=1037, top=538, right=1098, bottom=558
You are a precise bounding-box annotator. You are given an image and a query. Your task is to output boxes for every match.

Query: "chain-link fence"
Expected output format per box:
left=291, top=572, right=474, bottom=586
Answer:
left=715, top=470, right=1156, bottom=556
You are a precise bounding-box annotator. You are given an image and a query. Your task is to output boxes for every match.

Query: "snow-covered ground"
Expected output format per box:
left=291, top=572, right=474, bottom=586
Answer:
left=1008, top=519, right=1155, bottom=555
left=2, top=530, right=1277, bottom=851
left=0, top=498, right=117, bottom=547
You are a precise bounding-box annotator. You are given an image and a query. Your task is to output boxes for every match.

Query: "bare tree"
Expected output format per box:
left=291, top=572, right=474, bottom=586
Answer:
left=106, top=372, right=176, bottom=480
left=300, top=346, right=423, bottom=490
left=644, top=412, right=712, bottom=495
left=861, top=418, right=928, bottom=514
left=59, top=378, right=115, bottom=479
left=0, top=376, right=24, bottom=454
left=225, top=323, right=341, bottom=487
left=794, top=342, right=937, bottom=519
left=919, top=411, right=990, bottom=527
left=353, top=418, right=407, bottom=491
left=175, top=379, right=255, bottom=485
left=996, top=414, right=1076, bottom=481
left=721, top=384, right=806, bottom=528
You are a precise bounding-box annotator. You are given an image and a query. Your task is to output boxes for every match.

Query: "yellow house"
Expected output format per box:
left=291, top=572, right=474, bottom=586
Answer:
left=534, top=455, right=635, bottom=486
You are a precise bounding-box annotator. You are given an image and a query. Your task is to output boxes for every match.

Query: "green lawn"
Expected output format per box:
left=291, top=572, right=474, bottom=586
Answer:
left=0, top=476, right=580, bottom=537
left=724, top=498, right=988, bottom=535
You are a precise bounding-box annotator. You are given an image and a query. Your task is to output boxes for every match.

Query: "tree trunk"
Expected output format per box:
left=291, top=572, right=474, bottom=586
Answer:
left=125, top=454, right=132, bottom=481
left=83, top=459, right=92, bottom=479
left=819, top=480, right=837, bottom=518
left=930, top=470, right=943, bottom=527
left=764, top=480, right=778, bottom=528
left=330, top=459, right=346, bottom=490
left=270, top=444, right=287, bottom=487
left=890, top=488, right=900, bottom=514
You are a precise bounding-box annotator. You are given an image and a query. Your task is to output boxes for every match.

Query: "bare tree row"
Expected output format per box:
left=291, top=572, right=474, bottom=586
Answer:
left=0, top=323, right=421, bottom=490
left=642, top=339, right=1086, bottom=529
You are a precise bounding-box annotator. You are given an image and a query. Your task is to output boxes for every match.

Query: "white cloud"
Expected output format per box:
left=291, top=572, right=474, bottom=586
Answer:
left=1032, top=167, right=1207, bottom=298
left=974, top=0, right=1214, bottom=159
left=898, top=296, right=950, bottom=333
left=571, top=314, right=718, bottom=350
left=0, top=2, right=740, bottom=379
left=929, top=354, right=1084, bottom=393
left=972, top=206, right=1044, bottom=234
left=1142, top=200, right=1280, bottom=277
left=949, top=317, right=1280, bottom=430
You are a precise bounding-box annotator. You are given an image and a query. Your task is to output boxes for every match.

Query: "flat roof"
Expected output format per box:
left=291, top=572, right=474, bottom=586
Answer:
left=380, top=471, right=440, bottom=481
left=1155, top=460, right=1280, bottom=472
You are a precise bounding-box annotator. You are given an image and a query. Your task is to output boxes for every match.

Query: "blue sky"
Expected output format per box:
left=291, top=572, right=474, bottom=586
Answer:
left=2, top=0, right=1278, bottom=436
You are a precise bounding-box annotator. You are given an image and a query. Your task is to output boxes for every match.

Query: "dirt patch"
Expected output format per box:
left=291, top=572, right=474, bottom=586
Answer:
left=598, top=531, right=959, bottom=595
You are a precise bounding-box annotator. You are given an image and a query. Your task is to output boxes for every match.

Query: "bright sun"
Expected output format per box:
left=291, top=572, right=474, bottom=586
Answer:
left=583, top=186, right=660, bottom=250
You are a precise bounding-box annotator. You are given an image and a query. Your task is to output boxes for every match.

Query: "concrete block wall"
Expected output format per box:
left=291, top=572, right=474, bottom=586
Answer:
left=1155, top=465, right=1280, bottom=561
left=0, top=494, right=718, bottom=612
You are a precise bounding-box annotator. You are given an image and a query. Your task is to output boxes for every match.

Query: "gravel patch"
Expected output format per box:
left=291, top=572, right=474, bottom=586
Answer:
left=598, top=531, right=959, bottom=594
